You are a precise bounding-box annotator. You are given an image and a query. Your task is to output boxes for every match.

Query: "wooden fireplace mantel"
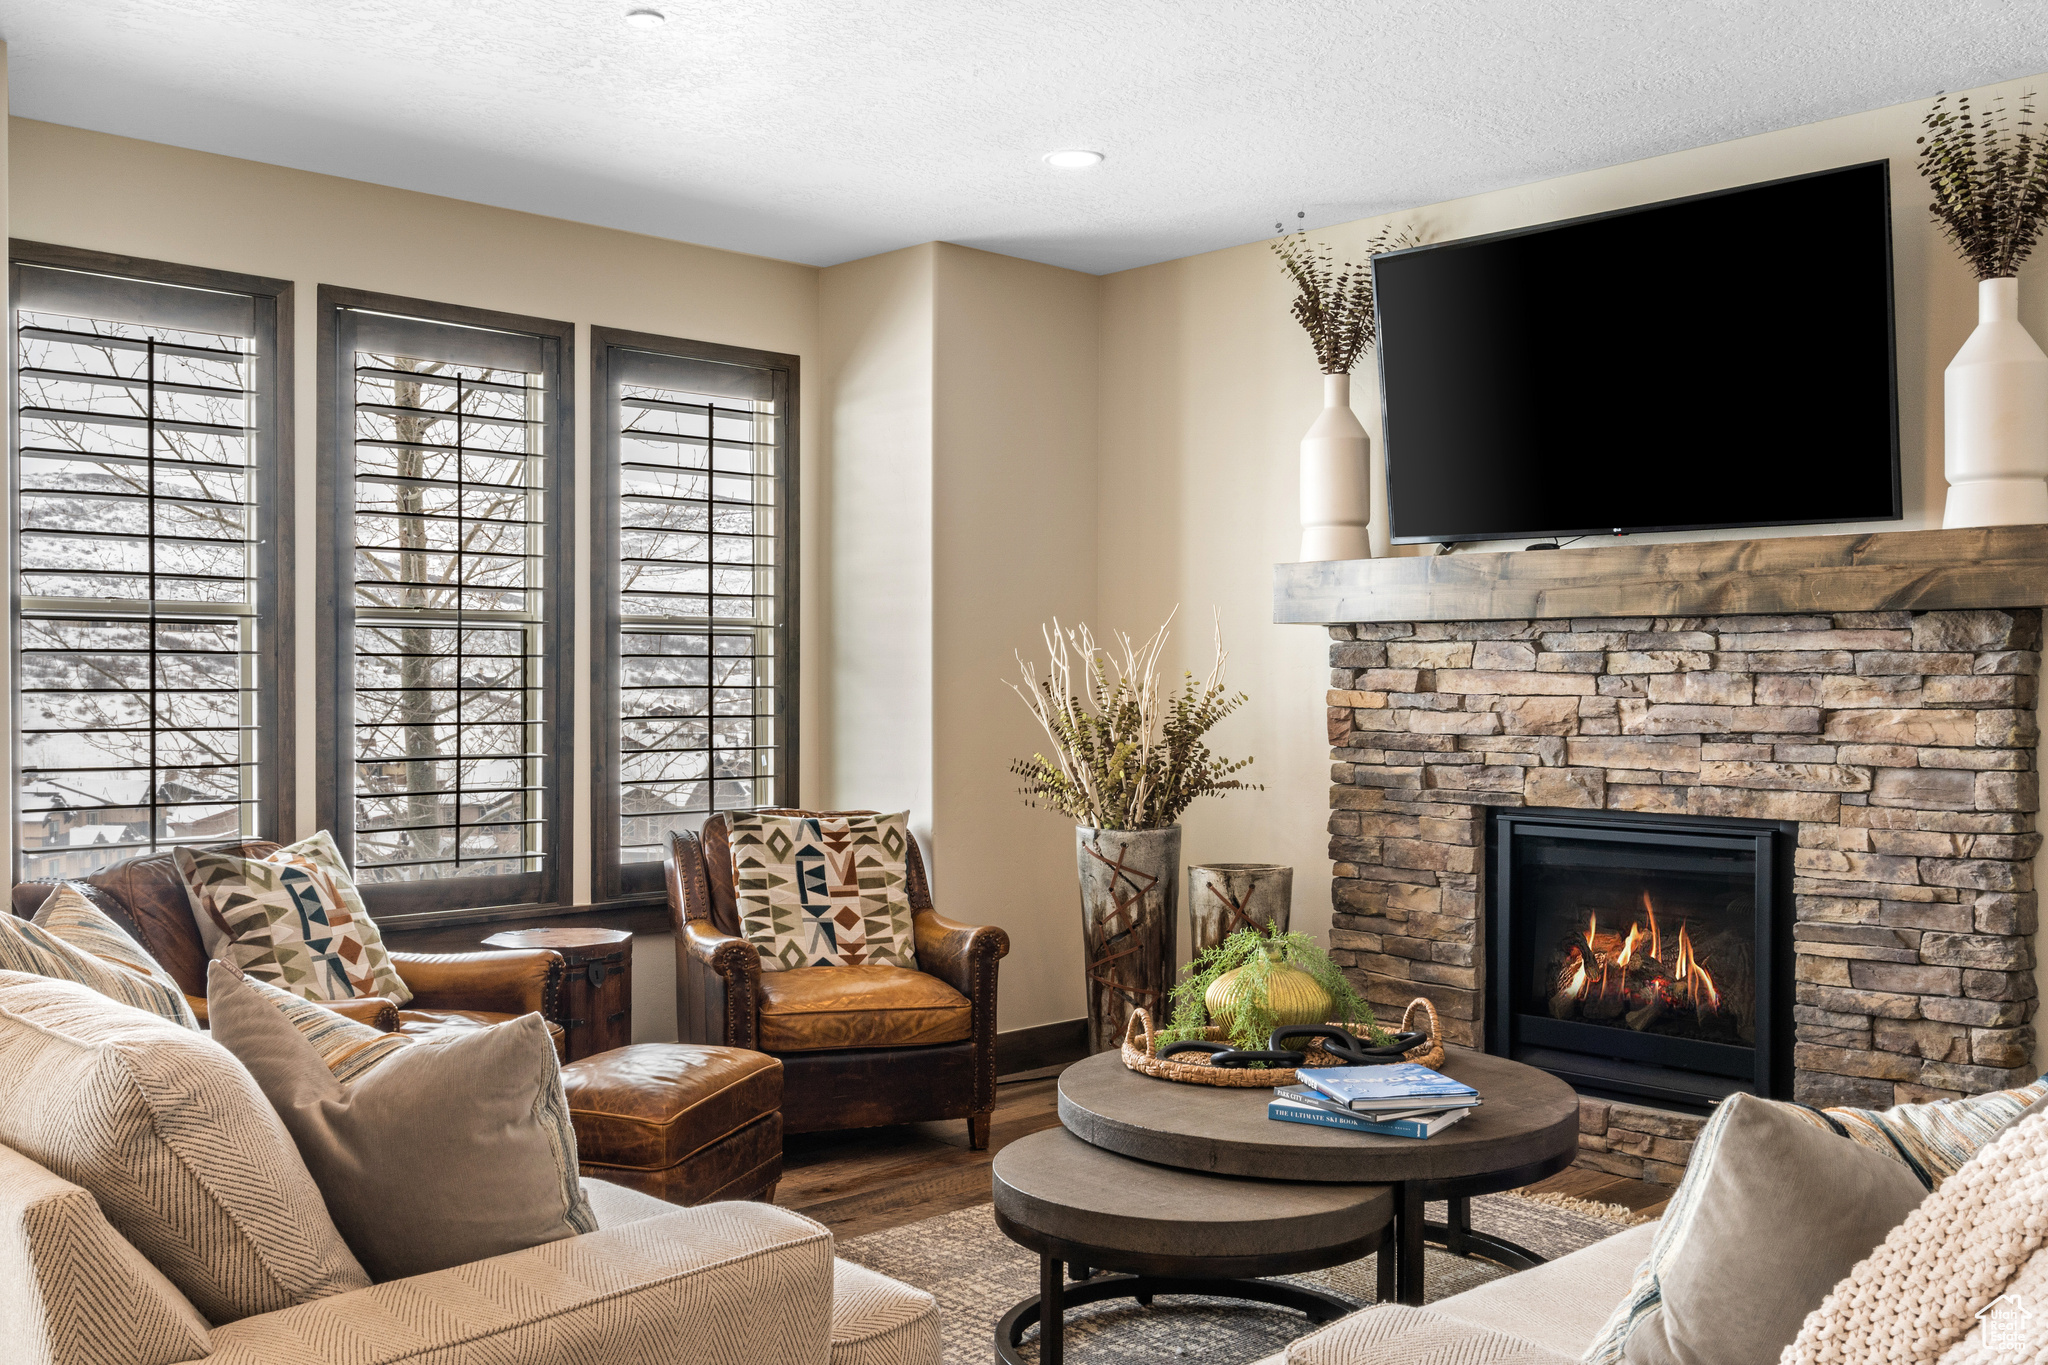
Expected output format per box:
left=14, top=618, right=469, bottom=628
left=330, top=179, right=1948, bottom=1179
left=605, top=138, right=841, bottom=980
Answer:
left=1273, top=524, right=2048, bottom=625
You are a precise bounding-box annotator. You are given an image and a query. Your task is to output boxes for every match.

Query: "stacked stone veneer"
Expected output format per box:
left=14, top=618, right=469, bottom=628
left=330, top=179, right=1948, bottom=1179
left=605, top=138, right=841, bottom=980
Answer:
left=1325, top=608, right=2042, bottom=1129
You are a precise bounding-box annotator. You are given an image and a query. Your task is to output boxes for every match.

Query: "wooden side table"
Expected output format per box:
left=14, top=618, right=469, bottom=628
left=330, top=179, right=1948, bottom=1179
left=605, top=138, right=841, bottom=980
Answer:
left=484, top=928, right=633, bottom=1062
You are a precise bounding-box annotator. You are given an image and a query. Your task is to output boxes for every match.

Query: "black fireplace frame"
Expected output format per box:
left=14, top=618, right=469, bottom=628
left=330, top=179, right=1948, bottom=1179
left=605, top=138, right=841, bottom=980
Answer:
left=1485, top=806, right=1797, bottom=1111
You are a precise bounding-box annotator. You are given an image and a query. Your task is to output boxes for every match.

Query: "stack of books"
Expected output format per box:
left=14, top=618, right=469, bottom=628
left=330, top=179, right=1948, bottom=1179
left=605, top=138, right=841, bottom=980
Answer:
left=1268, top=1062, right=1481, bottom=1139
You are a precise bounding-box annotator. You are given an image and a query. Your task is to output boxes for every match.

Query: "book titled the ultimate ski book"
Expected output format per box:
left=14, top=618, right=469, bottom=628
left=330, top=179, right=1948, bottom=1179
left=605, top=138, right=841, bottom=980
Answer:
left=1267, top=1095, right=1471, bottom=1139
left=1297, top=1062, right=1479, bottom=1112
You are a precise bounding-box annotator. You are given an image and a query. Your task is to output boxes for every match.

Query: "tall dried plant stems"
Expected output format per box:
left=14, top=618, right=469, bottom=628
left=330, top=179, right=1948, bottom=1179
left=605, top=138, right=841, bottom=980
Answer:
left=1008, top=610, right=1258, bottom=831
left=1918, top=92, right=2048, bottom=280
left=1271, top=226, right=1417, bottom=375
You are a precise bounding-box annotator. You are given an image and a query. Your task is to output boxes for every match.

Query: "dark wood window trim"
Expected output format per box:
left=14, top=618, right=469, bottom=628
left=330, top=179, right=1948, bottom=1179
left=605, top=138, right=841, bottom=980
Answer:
left=589, top=326, right=799, bottom=907
left=315, top=285, right=575, bottom=923
left=8, top=240, right=296, bottom=866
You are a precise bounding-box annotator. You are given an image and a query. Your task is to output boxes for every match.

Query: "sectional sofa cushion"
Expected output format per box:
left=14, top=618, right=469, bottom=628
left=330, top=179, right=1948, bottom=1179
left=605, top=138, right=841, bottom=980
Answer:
left=1587, top=1092, right=1929, bottom=1365
left=209, top=961, right=597, bottom=1282
left=731, top=810, right=920, bottom=971
left=0, top=1141, right=212, bottom=1365
left=0, top=883, right=197, bottom=1029
left=175, top=830, right=410, bottom=1005
left=0, top=969, right=369, bottom=1323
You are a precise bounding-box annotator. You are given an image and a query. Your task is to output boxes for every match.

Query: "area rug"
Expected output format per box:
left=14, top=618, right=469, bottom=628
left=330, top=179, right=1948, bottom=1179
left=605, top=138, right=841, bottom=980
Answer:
left=838, top=1192, right=1648, bottom=1365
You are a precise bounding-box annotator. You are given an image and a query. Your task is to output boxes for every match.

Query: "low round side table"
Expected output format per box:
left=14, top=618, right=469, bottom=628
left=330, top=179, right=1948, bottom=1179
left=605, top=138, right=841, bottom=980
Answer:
left=482, top=927, right=632, bottom=1062
left=990, top=1127, right=1393, bottom=1365
left=1057, top=1047, right=1581, bottom=1305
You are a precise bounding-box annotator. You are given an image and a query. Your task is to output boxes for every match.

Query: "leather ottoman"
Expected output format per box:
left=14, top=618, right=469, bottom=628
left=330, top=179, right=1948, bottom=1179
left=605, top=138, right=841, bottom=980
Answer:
left=562, top=1043, right=784, bottom=1206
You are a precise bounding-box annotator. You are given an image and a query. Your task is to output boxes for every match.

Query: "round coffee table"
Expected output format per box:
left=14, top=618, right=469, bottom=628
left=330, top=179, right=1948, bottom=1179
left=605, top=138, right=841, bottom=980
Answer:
left=1057, top=1048, right=1580, bottom=1305
left=990, top=1127, right=1394, bottom=1365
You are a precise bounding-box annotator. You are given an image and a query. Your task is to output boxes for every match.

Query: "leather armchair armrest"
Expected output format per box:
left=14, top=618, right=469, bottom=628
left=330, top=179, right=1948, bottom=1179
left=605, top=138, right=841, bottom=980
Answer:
left=914, top=907, right=1010, bottom=1000
left=187, top=993, right=397, bottom=1033
left=682, top=918, right=760, bottom=1049
left=390, top=949, right=562, bottom=1018
left=324, top=997, right=400, bottom=1032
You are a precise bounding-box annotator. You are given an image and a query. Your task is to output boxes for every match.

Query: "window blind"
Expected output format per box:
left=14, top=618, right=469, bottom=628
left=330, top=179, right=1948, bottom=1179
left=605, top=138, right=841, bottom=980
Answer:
left=601, top=340, right=791, bottom=890
left=12, top=264, right=265, bottom=878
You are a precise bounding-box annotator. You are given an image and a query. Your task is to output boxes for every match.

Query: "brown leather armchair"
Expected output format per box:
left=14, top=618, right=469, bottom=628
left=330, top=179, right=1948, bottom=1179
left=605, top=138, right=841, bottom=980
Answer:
left=667, top=811, right=1010, bottom=1147
left=10, top=840, right=563, bottom=1045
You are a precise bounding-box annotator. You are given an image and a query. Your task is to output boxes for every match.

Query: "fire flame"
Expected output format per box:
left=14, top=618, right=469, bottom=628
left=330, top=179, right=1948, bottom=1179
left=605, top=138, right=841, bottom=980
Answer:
left=1642, top=891, right=1660, bottom=963
left=1671, top=923, right=1720, bottom=1014
left=1566, top=961, right=1587, bottom=998
left=1616, top=922, right=1643, bottom=968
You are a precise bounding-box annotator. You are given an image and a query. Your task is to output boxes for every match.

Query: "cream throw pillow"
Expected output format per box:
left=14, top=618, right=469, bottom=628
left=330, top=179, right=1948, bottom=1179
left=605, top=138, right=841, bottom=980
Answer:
left=730, top=810, right=920, bottom=971
left=208, top=961, right=597, bottom=1282
left=0, top=969, right=368, bottom=1322
left=176, top=830, right=411, bottom=1005
left=0, top=885, right=197, bottom=1029
left=1586, top=1092, right=1929, bottom=1365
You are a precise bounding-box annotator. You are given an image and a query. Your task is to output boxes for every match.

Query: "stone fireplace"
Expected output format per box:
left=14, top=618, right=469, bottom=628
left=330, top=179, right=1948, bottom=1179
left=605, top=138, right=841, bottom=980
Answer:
left=1318, top=606, right=2040, bottom=1172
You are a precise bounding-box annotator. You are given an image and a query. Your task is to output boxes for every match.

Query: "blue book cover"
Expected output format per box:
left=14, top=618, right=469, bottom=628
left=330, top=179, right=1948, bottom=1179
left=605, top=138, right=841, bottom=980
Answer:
left=1297, top=1062, right=1479, bottom=1111
left=1268, top=1096, right=1471, bottom=1139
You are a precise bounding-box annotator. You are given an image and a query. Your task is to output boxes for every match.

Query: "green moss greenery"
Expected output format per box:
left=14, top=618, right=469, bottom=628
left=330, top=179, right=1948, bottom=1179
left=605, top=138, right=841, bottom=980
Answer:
left=1161, top=926, right=1389, bottom=1057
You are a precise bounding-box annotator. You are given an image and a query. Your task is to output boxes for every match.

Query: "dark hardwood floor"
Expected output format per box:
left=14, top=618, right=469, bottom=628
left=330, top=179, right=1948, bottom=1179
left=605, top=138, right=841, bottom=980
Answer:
left=775, top=1066, right=1672, bottom=1241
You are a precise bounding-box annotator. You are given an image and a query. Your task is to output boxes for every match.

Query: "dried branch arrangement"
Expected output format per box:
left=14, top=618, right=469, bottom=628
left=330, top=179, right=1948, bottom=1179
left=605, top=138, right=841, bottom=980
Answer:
left=1008, top=610, right=1259, bottom=831
left=1270, top=225, right=1416, bottom=374
left=1918, top=91, right=2048, bottom=279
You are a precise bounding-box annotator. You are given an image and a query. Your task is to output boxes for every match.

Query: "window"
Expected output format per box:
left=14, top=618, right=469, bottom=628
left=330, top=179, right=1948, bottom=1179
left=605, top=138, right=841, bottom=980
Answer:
left=317, top=289, right=573, bottom=917
left=591, top=329, right=797, bottom=902
left=10, top=245, right=292, bottom=880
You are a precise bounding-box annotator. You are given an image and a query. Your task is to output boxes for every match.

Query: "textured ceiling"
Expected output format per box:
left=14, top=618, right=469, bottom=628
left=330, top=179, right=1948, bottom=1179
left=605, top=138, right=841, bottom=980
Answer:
left=1, top=1, right=2044, bottom=274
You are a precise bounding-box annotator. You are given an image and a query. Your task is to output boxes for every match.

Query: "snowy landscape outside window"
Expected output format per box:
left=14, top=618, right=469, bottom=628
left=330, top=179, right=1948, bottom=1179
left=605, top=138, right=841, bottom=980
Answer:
left=349, top=352, right=546, bottom=885
left=594, top=332, right=795, bottom=901
left=317, top=291, right=572, bottom=916
left=11, top=258, right=287, bottom=880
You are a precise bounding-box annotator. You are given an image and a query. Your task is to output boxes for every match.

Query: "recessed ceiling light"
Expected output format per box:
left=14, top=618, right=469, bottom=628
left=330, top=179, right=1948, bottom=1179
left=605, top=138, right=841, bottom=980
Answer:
left=1043, top=149, right=1105, bottom=170
left=624, top=8, right=666, bottom=28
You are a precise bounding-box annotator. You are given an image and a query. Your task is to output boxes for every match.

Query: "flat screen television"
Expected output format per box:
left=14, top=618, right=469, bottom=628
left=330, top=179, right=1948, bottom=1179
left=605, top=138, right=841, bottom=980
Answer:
left=1374, top=161, right=1901, bottom=545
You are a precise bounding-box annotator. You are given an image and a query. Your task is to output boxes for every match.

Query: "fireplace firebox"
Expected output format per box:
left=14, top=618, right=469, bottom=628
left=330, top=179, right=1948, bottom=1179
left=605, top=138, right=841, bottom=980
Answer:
left=1486, top=808, right=1795, bottom=1111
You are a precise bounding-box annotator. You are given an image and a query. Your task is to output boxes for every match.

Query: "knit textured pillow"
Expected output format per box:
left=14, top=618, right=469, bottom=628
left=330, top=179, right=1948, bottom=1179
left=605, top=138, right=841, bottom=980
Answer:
left=0, top=885, right=197, bottom=1029
left=176, top=831, right=411, bottom=1005
left=1784, top=1108, right=2048, bottom=1364
left=730, top=811, right=919, bottom=971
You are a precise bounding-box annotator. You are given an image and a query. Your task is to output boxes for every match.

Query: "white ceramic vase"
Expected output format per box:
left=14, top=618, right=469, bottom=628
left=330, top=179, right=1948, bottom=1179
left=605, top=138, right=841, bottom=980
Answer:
left=1943, top=276, right=2048, bottom=528
left=1299, top=372, right=1373, bottom=561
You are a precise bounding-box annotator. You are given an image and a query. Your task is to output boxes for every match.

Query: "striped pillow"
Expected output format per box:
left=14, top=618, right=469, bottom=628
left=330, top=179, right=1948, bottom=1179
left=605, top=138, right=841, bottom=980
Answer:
left=1779, top=1076, right=2048, bottom=1189
left=232, top=969, right=409, bottom=1084
left=1584, top=1075, right=2048, bottom=1365
left=0, top=886, right=198, bottom=1029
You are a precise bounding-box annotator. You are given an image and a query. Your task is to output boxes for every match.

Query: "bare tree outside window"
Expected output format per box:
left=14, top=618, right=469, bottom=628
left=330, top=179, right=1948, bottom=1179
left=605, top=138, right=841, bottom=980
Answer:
left=349, top=353, right=546, bottom=883
left=14, top=306, right=259, bottom=878
left=614, top=380, right=779, bottom=868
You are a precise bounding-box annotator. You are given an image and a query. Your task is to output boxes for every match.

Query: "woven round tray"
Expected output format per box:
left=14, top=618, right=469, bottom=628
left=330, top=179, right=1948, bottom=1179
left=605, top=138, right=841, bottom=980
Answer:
left=1120, top=998, right=1445, bottom=1087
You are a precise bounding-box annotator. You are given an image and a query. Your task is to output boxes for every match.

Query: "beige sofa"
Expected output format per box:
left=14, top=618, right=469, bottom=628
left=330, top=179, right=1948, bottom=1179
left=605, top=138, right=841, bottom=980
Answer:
left=1254, top=1220, right=1662, bottom=1365
left=2, top=1142, right=941, bottom=1365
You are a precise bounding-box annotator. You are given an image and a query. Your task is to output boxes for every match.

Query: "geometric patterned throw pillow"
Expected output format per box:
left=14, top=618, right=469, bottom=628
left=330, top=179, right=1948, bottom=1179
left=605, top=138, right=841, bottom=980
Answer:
left=0, top=884, right=200, bottom=1029
left=730, top=810, right=919, bottom=972
left=175, top=832, right=410, bottom=1006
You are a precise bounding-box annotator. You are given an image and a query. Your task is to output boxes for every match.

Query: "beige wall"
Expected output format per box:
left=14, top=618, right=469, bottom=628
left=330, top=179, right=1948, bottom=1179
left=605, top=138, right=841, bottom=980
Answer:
left=930, top=243, right=1099, bottom=1030
left=818, top=242, right=1100, bottom=1029
left=8, top=116, right=822, bottom=912
left=816, top=245, right=937, bottom=834
left=1095, top=74, right=2048, bottom=1063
